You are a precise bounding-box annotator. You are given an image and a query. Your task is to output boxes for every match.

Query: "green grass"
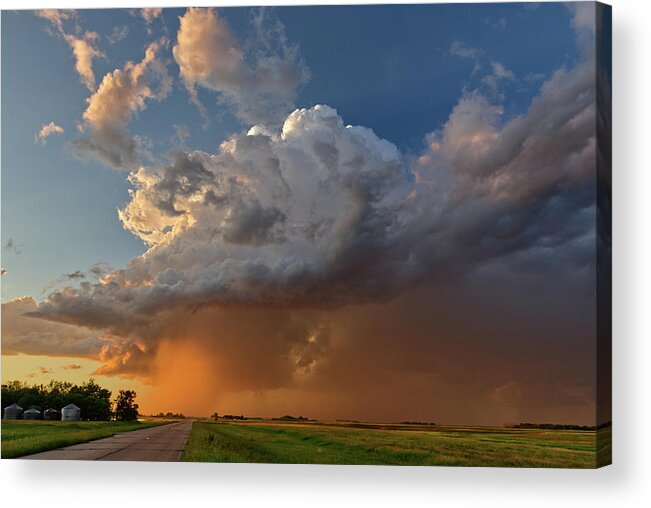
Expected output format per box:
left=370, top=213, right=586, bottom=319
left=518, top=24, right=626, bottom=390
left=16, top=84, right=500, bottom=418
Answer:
left=182, top=421, right=604, bottom=468
left=596, top=425, right=612, bottom=467
left=1, top=420, right=166, bottom=459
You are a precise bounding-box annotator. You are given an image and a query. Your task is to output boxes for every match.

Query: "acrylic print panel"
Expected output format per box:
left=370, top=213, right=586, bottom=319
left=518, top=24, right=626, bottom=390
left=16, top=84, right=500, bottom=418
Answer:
left=1, top=2, right=611, bottom=468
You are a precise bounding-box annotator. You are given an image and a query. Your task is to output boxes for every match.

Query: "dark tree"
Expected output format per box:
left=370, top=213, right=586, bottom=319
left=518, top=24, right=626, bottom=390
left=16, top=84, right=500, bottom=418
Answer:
left=114, top=390, right=139, bottom=421
left=76, top=379, right=112, bottom=420
left=1, top=379, right=112, bottom=421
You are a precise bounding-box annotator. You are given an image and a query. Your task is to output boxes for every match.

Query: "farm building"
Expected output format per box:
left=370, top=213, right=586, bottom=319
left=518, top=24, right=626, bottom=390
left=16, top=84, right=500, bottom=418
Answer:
left=44, top=408, right=60, bottom=420
left=23, top=408, right=42, bottom=420
left=3, top=403, right=23, bottom=419
left=61, top=403, right=81, bottom=421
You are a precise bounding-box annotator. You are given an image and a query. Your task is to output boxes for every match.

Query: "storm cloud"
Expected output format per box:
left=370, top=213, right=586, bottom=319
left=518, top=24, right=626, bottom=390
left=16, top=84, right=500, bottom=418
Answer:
left=2, top=297, right=107, bottom=358
left=46, top=42, right=596, bottom=322
left=4, top=6, right=602, bottom=424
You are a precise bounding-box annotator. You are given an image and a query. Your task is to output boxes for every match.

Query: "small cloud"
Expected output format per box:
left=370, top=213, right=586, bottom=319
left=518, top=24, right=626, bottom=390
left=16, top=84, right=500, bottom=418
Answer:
left=482, top=61, right=516, bottom=90
left=524, top=72, right=546, bottom=84
left=35, top=121, right=65, bottom=144
left=449, top=40, right=481, bottom=60
left=89, top=261, right=112, bottom=278
left=39, top=366, right=53, bottom=375
left=140, top=8, right=163, bottom=24
left=107, top=25, right=128, bottom=45
left=486, top=17, right=507, bottom=30
left=133, top=8, right=163, bottom=34
left=35, top=9, right=76, bottom=34
left=4, top=238, right=23, bottom=255
left=73, top=40, right=171, bottom=169
left=63, top=32, right=105, bottom=91
left=449, top=41, right=484, bottom=75
left=171, top=124, right=190, bottom=147
left=40, top=269, right=87, bottom=294
left=35, top=11, right=104, bottom=92
left=63, top=364, right=82, bottom=370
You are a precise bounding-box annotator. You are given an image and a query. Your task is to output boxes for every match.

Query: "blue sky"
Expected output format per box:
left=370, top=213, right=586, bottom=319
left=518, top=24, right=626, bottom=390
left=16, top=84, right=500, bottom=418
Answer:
left=1, top=4, right=582, bottom=302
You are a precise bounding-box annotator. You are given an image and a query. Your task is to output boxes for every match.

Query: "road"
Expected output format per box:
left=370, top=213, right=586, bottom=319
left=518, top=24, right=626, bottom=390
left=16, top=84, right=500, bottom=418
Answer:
left=21, top=420, right=193, bottom=462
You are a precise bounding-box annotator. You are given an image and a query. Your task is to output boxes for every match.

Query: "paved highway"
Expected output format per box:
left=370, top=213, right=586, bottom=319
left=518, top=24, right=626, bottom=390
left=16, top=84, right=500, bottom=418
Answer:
left=21, top=420, right=193, bottom=461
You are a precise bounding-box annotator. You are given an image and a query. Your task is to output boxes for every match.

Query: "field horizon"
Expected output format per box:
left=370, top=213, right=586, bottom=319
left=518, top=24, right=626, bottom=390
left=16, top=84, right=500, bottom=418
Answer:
left=1, top=418, right=611, bottom=468
left=180, top=419, right=611, bottom=468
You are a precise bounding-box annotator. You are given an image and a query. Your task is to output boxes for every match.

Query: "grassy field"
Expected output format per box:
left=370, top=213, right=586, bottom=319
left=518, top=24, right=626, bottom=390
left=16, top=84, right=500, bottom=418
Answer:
left=596, top=425, right=612, bottom=468
left=182, top=420, right=604, bottom=468
left=1, top=420, right=166, bottom=459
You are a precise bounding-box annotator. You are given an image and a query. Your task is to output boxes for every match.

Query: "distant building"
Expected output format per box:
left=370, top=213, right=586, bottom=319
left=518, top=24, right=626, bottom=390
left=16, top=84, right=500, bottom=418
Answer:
left=61, top=403, right=81, bottom=421
left=23, top=408, right=42, bottom=420
left=3, top=403, right=23, bottom=420
left=44, top=408, right=60, bottom=421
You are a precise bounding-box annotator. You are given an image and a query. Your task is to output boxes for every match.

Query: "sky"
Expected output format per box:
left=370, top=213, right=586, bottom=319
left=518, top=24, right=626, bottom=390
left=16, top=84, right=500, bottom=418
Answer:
left=1, top=3, right=607, bottom=425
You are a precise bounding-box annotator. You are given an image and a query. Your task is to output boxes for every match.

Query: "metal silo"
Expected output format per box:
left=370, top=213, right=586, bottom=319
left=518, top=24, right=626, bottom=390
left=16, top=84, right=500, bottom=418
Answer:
left=3, top=403, right=23, bottom=420
left=43, top=408, right=60, bottom=421
left=61, top=403, right=81, bottom=421
left=23, top=408, right=42, bottom=420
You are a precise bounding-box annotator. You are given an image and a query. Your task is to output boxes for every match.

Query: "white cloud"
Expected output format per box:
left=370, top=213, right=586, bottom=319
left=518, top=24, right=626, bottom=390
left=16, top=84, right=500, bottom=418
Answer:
left=35, top=10, right=104, bottom=92
left=140, top=8, right=163, bottom=24
left=73, top=40, right=172, bottom=169
left=64, top=32, right=104, bottom=91
left=482, top=61, right=516, bottom=90
left=107, top=25, right=129, bottom=45
left=35, top=121, right=65, bottom=144
left=40, top=47, right=596, bottom=326
left=35, top=9, right=75, bottom=33
left=449, top=40, right=481, bottom=60
left=173, top=7, right=309, bottom=125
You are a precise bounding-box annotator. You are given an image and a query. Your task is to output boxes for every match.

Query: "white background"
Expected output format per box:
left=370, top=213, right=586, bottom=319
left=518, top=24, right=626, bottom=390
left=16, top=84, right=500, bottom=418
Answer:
left=1, top=0, right=649, bottom=506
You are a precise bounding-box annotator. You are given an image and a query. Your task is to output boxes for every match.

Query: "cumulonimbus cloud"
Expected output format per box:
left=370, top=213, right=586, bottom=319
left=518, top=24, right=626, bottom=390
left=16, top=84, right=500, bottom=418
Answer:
left=33, top=39, right=597, bottom=332
left=6, top=6, right=603, bottom=423
left=173, top=7, right=309, bottom=125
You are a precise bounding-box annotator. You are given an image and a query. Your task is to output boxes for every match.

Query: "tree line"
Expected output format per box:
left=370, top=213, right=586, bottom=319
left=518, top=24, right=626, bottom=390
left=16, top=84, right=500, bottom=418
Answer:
left=1, top=379, right=139, bottom=421
left=506, top=422, right=598, bottom=431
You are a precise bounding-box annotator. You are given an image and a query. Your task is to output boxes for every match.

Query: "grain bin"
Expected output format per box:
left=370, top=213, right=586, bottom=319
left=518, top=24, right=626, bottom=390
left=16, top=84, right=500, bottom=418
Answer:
left=23, top=408, right=42, bottom=420
left=44, top=408, right=60, bottom=421
left=61, top=403, right=81, bottom=421
left=3, top=403, right=23, bottom=420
